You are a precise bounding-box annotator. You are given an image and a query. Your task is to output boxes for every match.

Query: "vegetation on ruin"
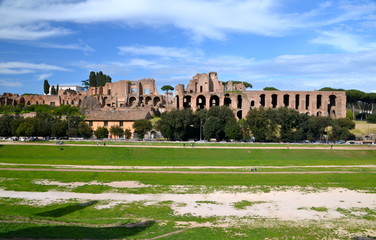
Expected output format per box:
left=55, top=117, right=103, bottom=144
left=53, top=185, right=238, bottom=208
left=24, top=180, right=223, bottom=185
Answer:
left=222, top=81, right=253, bottom=89
left=263, top=87, right=279, bottom=91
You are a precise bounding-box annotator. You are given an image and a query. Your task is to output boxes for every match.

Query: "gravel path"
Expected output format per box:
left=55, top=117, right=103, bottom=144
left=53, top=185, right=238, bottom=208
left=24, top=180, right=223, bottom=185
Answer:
left=2, top=141, right=376, bottom=150
left=0, top=167, right=373, bottom=174
left=1, top=163, right=375, bottom=169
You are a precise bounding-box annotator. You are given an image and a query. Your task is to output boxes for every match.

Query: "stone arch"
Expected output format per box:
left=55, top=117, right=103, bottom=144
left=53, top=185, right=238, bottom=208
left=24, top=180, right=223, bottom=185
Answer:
left=237, top=110, right=242, bottom=119
left=271, top=94, right=278, bottom=108
left=329, top=95, right=336, bottom=106
left=20, top=97, right=25, bottom=104
left=237, top=95, right=242, bottom=109
left=196, top=95, right=206, bottom=109
left=316, top=95, right=322, bottom=109
left=209, top=95, right=220, bottom=107
left=316, top=111, right=322, bottom=116
left=139, top=97, right=144, bottom=106
left=305, top=94, right=310, bottom=110
left=328, top=95, right=337, bottom=116
left=145, top=96, right=152, bottom=105
left=26, top=101, right=31, bottom=105
left=176, top=96, right=180, bottom=109
left=250, top=100, right=255, bottom=108
left=260, top=94, right=265, bottom=107
left=295, top=94, right=300, bottom=110
left=183, top=95, right=192, bottom=108
left=306, top=112, right=310, bottom=115
left=71, top=100, right=74, bottom=105
left=153, top=96, right=160, bottom=106
left=283, top=94, right=289, bottom=107
left=129, top=96, right=137, bottom=106
left=224, top=94, right=231, bottom=107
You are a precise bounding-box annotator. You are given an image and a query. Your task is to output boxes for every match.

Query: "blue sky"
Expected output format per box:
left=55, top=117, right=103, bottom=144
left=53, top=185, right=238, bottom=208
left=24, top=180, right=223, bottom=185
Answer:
left=1, top=0, right=376, bottom=95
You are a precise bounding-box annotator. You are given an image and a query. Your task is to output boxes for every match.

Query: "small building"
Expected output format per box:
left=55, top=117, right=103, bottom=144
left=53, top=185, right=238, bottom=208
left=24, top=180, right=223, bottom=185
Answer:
left=85, top=109, right=151, bottom=139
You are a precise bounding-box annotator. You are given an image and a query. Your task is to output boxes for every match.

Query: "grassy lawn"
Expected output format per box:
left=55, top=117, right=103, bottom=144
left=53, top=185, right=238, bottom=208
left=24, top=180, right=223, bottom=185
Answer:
left=1, top=144, right=375, bottom=166
left=0, top=144, right=375, bottom=239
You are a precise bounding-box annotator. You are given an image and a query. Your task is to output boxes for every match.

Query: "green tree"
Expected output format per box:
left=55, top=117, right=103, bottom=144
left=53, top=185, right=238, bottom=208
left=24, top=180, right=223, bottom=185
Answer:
left=245, top=107, right=279, bottom=142
left=346, top=89, right=366, bottom=120
left=203, top=116, right=222, bottom=140
left=224, top=120, right=242, bottom=140
left=124, top=128, right=132, bottom=139
left=94, top=127, right=109, bottom=139
left=161, top=85, right=174, bottom=94
left=51, top=119, right=68, bottom=138
left=50, top=85, right=56, bottom=95
left=156, top=109, right=198, bottom=140
left=367, top=114, right=376, bottom=123
left=202, top=106, right=237, bottom=140
left=0, top=114, right=14, bottom=136
left=263, top=87, right=279, bottom=91
left=78, top=122, right=92, bottom=138
left=97, top=71, right=106, bottom=87
left=43, top=80, right=50, bottom=95
left=16, top=118, right=37, bottom=137
left=89, top=71, right=97, bottom=87
left=276, top=107, right=302, bottom=142
left=67, top=115, right=82, bottom=137
left=318, top=87, right=345, bottom=91
left=133, top=119, right=152, bottom=139
left=110, top=125, right=124, bottom=138
left=56, top=84, right=59, bottom=94
left=81, top=79, right=89, bottom=90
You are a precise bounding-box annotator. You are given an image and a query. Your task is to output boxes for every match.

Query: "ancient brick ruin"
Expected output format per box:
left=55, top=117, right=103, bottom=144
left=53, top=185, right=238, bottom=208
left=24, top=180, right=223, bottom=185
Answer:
left=0, top=72, right=346, bottom=119
left=175, top=72, right=346, bottom=119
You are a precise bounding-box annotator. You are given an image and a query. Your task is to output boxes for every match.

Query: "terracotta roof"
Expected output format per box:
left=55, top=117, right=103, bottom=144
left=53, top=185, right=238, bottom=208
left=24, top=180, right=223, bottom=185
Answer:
left=85, top=109, right=151, bottom=121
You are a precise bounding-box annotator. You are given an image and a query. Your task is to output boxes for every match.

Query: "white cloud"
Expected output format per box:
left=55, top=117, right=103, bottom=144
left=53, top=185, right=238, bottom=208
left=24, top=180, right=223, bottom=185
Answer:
left=37, top=73, right=53, bottom=81
left=34, top=42, right=95, bottom=54
left=0, top=23, right=72, bottom=41
left=311, top=31, right=376, bottom=52
left=0, top=62, right=70, bottom=74
left=77, top=48, right=376, bottom=91
left=0, top=79, right=23, bottom=87
left=118, top=45, right=202, bottom=58
left=2, top=0, right=367, bottom=41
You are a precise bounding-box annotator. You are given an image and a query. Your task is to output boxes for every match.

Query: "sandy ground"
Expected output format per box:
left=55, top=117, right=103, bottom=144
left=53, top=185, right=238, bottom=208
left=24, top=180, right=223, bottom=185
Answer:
left=34, top=180, right=152, bottom=188
left=2, top=141, right=376, bottom=150
left=0, top=187, right=375, bottom=221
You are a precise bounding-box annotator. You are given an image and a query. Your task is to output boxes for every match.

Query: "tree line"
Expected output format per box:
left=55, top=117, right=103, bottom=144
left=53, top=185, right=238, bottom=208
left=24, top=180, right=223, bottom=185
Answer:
left=0, top=105, right=91, bottom=139
left=155, top=106, right=355, bottom=142
left=82, top=71, right=112, bottom=89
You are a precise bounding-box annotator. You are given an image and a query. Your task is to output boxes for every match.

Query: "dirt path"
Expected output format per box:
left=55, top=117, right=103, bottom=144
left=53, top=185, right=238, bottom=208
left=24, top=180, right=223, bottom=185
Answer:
left=1, top=163, right=375, bottom=169
left=0, top=167, right=373, bottom=174
left=2, top=141, right=376, bottom=150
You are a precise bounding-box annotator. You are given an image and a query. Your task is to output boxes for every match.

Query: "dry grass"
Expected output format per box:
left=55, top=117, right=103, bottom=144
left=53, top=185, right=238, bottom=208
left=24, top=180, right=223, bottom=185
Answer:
left=350, top=121, right=376, bottom=136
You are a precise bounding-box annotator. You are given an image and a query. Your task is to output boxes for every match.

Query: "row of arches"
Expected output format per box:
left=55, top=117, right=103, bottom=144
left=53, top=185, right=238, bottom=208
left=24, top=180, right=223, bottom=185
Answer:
left=128, top=96, right=161, bottom=107
left=176, top=93, right=340, bottom=118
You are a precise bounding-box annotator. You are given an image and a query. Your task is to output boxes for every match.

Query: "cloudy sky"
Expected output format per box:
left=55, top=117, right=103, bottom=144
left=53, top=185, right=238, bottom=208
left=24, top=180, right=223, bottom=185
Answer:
left=1, top=0, right=376, bottom=94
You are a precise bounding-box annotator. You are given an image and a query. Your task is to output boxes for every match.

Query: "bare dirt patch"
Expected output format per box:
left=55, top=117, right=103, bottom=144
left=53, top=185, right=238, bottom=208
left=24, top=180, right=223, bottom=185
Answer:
left=1, top=187, right=375, bottom=221
left=34, top=180, right=151, bottom=188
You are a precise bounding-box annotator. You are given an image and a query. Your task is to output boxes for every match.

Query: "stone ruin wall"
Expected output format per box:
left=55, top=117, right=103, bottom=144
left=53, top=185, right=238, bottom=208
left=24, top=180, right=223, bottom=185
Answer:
left=1, top=72, right=346, bottom=119
left=174, top=72, right=346, bottom=119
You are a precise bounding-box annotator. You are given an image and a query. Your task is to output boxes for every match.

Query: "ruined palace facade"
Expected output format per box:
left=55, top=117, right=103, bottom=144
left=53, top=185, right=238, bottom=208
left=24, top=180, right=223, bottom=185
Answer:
left=174, top=72, right=346, bottom=119
left=1, top=72, right=346, bottom=119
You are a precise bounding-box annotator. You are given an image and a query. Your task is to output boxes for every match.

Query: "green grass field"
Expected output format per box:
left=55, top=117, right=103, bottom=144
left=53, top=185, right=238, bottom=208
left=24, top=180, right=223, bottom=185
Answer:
left=0, top=144, right=375, bottom=239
